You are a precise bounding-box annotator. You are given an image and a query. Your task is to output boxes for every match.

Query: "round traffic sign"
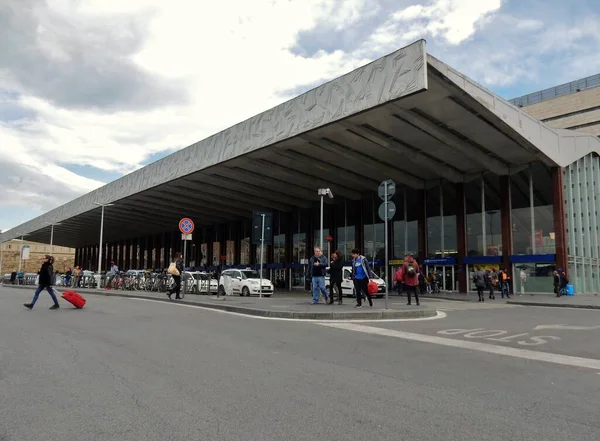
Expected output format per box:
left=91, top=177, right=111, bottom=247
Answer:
left=179, top=218, right=195, bottom=234
left=378, top=201, right=397, bottom=221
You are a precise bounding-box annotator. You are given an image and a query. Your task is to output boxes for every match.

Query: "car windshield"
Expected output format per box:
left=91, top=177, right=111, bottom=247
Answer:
left=241, top=270, right=260, bottom=279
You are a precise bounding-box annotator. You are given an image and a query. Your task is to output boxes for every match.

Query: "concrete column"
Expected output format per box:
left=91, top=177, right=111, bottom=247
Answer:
left=499, top=175, right=513, bottom=289
left=552, top=167, right=568, bottom=272
left=455, top=183, right=467, bottom=293
left=131, top=239, right=138, bottom=269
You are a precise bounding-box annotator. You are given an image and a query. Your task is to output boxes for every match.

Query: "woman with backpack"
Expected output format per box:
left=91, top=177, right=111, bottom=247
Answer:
left=399, top=255, right=420, bottom=306
left=24, top=255, right=60, bottom=310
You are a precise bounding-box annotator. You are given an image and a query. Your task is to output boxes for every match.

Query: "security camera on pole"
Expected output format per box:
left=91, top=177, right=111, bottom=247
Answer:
left=378, top=179, right=396, bottom=310
left=317, top=188, right=334, bottom=250
left=252, top=211, right=273, bottom=299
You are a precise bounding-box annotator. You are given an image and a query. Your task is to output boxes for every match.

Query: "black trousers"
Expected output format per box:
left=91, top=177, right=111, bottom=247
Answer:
left=172, top=275, right=181, bottom=298
left=330, top=279, right=343, bottom=302
left=353, top=278, right=372, bottom=306
left=405, top=285, right=419, bottom=305
left=476, top=286, right=484, bottom=300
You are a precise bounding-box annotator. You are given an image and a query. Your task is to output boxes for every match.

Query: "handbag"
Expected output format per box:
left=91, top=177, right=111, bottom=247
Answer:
left=167, top=262, right=180, bottom=276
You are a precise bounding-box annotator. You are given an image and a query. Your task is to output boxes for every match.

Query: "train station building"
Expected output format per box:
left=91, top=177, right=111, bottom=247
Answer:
left=2, top=40, right=600, bottom=294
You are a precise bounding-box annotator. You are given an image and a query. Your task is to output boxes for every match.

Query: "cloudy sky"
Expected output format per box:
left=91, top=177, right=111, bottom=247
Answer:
left=1, top=0, right=600, bottom=233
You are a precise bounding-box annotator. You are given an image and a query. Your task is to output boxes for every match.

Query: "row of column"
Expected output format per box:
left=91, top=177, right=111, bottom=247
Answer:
left=73, top=168, right=568, bottom=289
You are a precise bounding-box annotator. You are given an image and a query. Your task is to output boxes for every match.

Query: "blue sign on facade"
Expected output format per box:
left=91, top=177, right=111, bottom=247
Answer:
left=423, top=257, right=457, bottom=265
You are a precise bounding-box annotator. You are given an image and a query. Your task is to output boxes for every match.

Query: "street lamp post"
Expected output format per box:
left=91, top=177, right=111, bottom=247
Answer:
left=93, top=203, right=114, bottom=274
left=317, top=188, right=333, bottom=250
left=47, top=222, right=62, bottom=255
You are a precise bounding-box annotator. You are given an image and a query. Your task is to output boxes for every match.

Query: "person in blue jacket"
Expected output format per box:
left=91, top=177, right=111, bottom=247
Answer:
left=351, top=249, right=373, bottom=308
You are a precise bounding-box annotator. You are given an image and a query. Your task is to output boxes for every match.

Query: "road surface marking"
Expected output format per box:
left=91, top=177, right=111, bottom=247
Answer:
left=318, top=323, right=600, bottom=372
left=533, top=324, right=600, bottom=331
left=130, top=298, right=447, bottom=322
left=437, top=328, right=561, bottom=346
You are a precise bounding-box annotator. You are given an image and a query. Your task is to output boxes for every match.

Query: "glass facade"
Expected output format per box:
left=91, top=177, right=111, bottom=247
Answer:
left=565, top=153, right=600, bottom=293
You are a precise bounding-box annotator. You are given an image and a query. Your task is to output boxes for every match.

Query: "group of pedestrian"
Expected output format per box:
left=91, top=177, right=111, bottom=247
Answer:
left=308, top=246, right=423, bottom=308
left=472, top=267, right=511, bottom=302
left=553, top=269, right=569, bottom=296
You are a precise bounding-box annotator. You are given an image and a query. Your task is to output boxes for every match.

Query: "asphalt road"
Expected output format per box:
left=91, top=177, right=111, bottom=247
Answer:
left=1, top=287, right=599, bottom=441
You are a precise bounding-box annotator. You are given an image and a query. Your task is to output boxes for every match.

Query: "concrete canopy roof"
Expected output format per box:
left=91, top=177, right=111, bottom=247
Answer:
left=3, top=39, right=600, bottom=249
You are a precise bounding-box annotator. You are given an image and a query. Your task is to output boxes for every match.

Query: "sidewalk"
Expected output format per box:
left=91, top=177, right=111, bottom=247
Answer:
left=419, top=291, right=600, bottom=310
left=1, top=284, right=436, bottom=320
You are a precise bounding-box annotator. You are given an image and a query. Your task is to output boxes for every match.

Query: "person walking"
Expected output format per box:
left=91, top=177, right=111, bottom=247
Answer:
left=308, top=246, right=329, bottom=304
left=24, top=255, right=60, bottom=310
left=351, top=248, right=373, bottom=308
left=473, top=267, right=487, bottom=302
left=167, top=252, right=184, bottom=300
left=487, top=268, right=497, bottom=300
left=553, top=270, right=561, bottom=297
left=328, top=250, right=344, bottom=305
left=399, top=254, right=420, bottom=306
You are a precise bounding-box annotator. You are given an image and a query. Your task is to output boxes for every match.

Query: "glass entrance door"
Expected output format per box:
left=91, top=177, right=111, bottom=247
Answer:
left=431, top=265, right=457, bottom=292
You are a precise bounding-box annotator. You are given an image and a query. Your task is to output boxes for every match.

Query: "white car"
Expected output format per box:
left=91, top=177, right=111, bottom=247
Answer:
left=325, top=266, right=386, bottom=298
left=186, top=271, right=218, bottom=294
left=219, top=269, right=274, bottom=297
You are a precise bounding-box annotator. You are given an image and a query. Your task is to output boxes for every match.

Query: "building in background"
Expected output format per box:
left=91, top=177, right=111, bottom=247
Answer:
left=0, top=240, right=75, bottom=274
left=510, top=74, right=600, bottom=136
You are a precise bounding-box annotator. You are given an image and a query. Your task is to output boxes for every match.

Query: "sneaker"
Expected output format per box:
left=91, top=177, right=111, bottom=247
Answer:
left=49, top=304, right=59, bottom=310
left=354, top=304, right=362, bottom=308
left=23, top=303, right=33, bottom=309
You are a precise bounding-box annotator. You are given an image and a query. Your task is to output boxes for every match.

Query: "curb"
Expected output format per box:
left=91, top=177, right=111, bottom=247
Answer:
left=507, top=301, right=600, bottom=310
left=3, top=285, right=437, bottom=320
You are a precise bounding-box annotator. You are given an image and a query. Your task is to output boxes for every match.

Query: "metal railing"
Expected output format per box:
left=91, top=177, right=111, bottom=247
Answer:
left=510, top=73, right=600, bottom=107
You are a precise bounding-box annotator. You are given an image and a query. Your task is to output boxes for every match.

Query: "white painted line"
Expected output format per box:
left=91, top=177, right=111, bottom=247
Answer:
left=318, top=323, right=600, bottom=372
left=533, top=324, right=600, bottom=331
left=130, top=298, right=447, bottom=323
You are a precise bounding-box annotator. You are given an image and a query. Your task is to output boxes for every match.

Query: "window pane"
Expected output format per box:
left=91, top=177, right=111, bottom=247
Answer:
left=532, top=163, right=556, bottom=254
left=465, top=179, right=483, bottom=256
left=426, top=185, right=441, bottom=258
left=511, top=170, right=532, bottom=255
left=392, top=187, right=407, bottom=259
left=484, top=174, right=502, bottom=256
left=442, top=184, right=457, bottom=257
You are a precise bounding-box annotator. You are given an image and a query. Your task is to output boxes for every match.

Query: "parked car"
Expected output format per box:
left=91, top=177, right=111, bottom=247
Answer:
left=186, top=271, right=218, bottom=294
left=325, top=266, right=386, bottom=298
left=219, top=269, right=274, bottom=297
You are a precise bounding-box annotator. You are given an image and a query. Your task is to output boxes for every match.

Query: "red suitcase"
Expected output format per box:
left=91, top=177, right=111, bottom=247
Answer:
left=61, top=290, right=87, bottom=309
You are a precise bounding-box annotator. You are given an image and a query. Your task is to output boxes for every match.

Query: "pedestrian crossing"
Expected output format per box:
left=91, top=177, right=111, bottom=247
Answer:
left=424, top=300, right=520, bottom=312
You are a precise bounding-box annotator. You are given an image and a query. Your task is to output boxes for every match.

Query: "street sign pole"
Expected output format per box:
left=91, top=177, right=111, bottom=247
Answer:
left=260, top=213, right=265, bottom=299
left=378, top=179, right=396, bottom=310
left=384, top=180, right=389, bottom=310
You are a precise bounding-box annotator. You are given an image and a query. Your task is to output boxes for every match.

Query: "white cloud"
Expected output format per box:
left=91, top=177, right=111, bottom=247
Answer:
left=2, top=0, right=600, bottom=233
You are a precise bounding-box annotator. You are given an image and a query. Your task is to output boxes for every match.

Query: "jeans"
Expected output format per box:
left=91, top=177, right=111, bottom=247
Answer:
left=311, top=276, right=328, bottom=303
left=330, top=279, right=343, bottom=303
left=31, top=285, right=59, bottom=306
left=353, top=278, right=371, bottom=306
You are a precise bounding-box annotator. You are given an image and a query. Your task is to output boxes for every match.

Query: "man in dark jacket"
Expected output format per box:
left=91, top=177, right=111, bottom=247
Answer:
left=328, top=250, right=344, bottom=305
left=24, top=255, right=59, bottom=310
left=308, top=246, right=329, bottom=304
left=351, top=248, right=373, bottom=308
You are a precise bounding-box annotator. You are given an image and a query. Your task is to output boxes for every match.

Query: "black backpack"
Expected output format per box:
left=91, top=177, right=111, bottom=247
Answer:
left=406, top=262, right=416, bottom=277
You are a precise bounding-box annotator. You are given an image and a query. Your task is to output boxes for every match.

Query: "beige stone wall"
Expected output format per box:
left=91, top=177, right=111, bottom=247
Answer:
left=1, top=240, right=75, bottom=273
left=521, top=86, right=600, bottom=136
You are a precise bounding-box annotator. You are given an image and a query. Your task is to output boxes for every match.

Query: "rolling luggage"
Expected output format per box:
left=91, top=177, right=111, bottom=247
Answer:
left=61, top=290, right=87, bottom=309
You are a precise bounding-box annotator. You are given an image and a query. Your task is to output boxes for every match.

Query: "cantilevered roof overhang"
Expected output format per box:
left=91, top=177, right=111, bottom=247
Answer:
left=3, top=39, right=600, bottom=248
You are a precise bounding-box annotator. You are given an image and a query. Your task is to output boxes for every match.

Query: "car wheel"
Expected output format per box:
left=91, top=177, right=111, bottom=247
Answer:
left=242, top=286, right=250, bottom=297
